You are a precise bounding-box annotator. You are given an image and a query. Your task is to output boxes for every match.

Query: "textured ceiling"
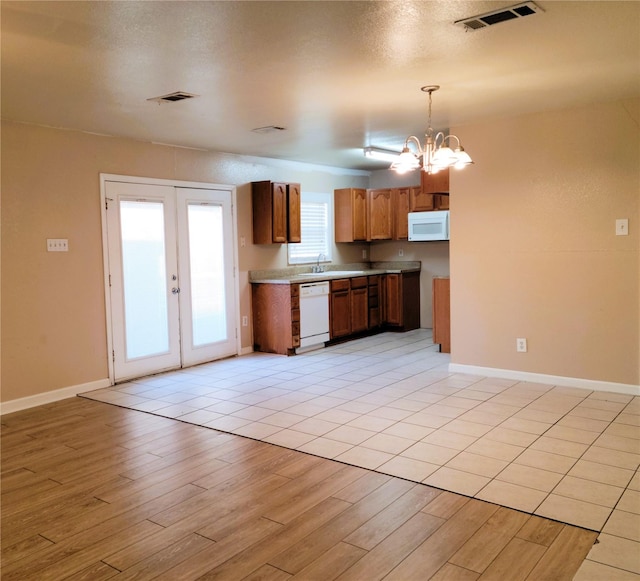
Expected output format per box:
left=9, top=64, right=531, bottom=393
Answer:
left=2, top=1, right=639, bottom=170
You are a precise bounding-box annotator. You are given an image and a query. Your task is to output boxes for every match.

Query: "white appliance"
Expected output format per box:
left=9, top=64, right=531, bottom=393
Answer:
left=408, top=210, right=450, bottom=241
left=298, top=281, right=330, bottom=352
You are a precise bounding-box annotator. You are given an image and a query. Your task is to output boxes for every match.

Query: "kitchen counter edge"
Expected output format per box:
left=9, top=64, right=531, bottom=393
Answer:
left=250, top=262, right=421, bottom=285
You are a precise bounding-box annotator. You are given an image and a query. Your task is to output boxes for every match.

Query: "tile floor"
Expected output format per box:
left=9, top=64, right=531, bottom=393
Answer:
left=83, top=329, right=640, bottom=579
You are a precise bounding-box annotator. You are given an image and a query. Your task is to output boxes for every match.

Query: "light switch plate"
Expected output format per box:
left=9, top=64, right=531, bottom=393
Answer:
left=616, top=219, right=629, bottom=236
left=47, top=238, right=69, bottom=251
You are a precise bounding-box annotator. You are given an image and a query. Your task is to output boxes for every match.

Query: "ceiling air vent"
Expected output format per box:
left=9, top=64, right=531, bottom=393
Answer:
left=147, top=91, right=199, bottom=104
left=251, top=126, right=287, bottom=134
left=455, top=1, right=543, bottom=31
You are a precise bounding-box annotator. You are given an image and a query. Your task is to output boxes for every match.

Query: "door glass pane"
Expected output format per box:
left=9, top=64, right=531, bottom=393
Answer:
left=120, top=201, right=169, bottom=359
left=188, top=204, right=227, bottom=346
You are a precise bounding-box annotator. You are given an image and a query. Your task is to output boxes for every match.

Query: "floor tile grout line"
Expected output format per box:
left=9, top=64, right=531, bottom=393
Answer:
left=80, top=330, right=639, bottom=534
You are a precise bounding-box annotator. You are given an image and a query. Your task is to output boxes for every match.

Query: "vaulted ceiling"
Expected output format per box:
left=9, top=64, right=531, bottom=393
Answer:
left=2, top=1, right=639, bottom=170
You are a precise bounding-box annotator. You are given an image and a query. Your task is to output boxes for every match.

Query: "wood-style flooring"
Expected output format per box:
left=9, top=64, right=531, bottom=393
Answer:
left=1, top=397, right=597, bottom=580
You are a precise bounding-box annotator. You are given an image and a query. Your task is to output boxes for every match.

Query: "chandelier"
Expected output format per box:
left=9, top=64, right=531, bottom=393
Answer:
left=390, top=85, right=473, bottom=174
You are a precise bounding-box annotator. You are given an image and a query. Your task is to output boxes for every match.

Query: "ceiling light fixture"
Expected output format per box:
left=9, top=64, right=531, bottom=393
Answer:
left=390, top=85, right=473, bottom=175
left=363, top=146, right=402, bottom=162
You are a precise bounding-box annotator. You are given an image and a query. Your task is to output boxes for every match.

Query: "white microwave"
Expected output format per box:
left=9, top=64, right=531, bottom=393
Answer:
left=408, top=211, right=450, bottom=241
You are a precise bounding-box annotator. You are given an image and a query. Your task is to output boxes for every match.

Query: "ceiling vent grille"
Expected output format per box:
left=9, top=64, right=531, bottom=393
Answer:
left=251, top=126, right=287, bottom=134
left=455, top=1, right=543, bottom=31
left=147, top=91, right=199, bottom=104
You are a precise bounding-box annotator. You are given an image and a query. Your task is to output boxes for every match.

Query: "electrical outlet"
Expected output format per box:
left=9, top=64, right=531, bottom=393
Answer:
left=240, top=236, right=246, bottom=247
left=616, top=219, right=629, bottom=236
left=516, top=338, right=528, bottom=353
left=398, top=248, right=404, bottom=257
left=47, top=238, right=69, bottom=252
left=242, top=316, right=248, bottom=327
left=362, top=249, right=367, bottom=259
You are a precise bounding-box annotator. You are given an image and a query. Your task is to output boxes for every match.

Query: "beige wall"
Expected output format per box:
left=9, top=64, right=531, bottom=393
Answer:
left=1, top=121, right=368, bottom=402
left=3, top=97, right=638, bottom=404
left=450, top=99, right=639, bottom=386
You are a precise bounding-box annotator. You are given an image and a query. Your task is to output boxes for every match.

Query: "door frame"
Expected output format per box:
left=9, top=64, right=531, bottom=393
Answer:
left=100, top=173, right=240, bottom=386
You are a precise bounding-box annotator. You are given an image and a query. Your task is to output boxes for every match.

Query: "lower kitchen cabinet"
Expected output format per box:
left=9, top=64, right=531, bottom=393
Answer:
left=432, top=277, right=451, bottom=353
left=253, top=271, right=421, bottom=355
left=252, top=283, right=300, bottom=355
left=330, top=279, right=351, bottom=339
left=350, top=277, right=369, bottom=334
left=368, top=275, right=381, bottom=329
left=383, top=272, right=420, bottom=331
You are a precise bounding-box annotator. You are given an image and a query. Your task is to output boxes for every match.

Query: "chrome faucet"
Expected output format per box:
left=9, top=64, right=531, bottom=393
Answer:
left=313, top=253, right=326, bottom=273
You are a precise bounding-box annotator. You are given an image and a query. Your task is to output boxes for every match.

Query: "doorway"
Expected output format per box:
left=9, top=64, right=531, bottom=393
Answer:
left=101, top=176, right=238, bottom=383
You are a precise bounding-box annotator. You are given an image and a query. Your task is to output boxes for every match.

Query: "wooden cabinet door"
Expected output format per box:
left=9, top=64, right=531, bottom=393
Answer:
left=383, top=274, right=402, bottom=326
left=401, top=271, right=421, bottom=331
left=252, top=283, right=295, bottom=354
left=287, top=183, right=301, bottom=243
left=421, top=168, right=450, bottom=194
left=368, top=188, right=392, bottom=240
left=334, top=188, right=367, bottom=242
left=330, top=290, right=351, bottom=338
left=368, top=275, right=380, bottom=329
left=393, top=187, right=410, bottom=240
left=432, top=277, right=450, bottom=353
left=410, top=190, right=434, bottom=212
left=434, top=194, right=449, bottom=210
left=271, top=183, right=288, bottom=243
left=330, top=279, right=351, bottom=338
left=352, top=189, right=368, bottom=241
left=350, top=277, right=368, bottom=333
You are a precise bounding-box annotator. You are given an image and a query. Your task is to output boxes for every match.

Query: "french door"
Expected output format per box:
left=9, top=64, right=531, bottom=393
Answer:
left=104, top=179, right=237, bottom=382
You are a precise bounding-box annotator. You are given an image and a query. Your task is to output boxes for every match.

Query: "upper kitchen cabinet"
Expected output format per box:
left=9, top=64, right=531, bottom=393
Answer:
left=252, top=181, right=301, bottom=244
left=335, top=188, right=367, bottom=242
left=422, top=168, right=450, bottom=194
left=410, top=168, right=450, bottom=212
left=392, top=187, right=416, bottom=240
left=368, top=188, right=393, bottom=240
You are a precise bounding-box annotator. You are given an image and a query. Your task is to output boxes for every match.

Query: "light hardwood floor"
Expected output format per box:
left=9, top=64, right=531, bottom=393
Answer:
left=1, top=396, right=598, bottom=580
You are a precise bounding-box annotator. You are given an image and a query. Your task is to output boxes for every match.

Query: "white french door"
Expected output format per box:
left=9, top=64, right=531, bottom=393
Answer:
left=176, top=188, right=236, bottom=367
left=105, top=179, right=237, bottom=382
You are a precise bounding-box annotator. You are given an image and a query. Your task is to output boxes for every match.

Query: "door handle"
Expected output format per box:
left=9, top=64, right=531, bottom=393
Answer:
left=172, top=287, right=180, bottom=294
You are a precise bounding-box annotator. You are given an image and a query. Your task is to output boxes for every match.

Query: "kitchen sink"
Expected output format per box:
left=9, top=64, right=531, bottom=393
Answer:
left=296, top=270, right=366, bottom=277
left=325, top=270, right=366, bottom=276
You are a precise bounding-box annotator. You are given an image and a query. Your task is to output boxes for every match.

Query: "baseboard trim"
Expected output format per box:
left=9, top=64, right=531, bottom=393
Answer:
left=1, top=378, right=112, bottom=415
left=448, top=363, right=640, bottom=396
left=240, top=346, right=254, bottom=356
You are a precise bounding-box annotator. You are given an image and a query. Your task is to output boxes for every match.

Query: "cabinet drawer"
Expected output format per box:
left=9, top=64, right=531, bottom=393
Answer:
left=291, top=308, right=300, bottom=323
left=350, top=276, right=368, bottom=289
left=290, top=284, right=300, bottom=297
left=292, top=321, right=300, bottom=337
left=291, top=295, right=300, bottom=310
left=331, top=279, right=350, bottom=292
left=368, top=275, right=379, bottom=285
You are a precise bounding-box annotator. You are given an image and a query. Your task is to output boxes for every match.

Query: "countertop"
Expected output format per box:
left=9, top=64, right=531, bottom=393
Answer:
left=249, top=261, right=421, bottom=284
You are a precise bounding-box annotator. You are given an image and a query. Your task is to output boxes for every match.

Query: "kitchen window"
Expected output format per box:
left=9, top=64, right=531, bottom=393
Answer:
left=288, top=192, right=333, bottom=264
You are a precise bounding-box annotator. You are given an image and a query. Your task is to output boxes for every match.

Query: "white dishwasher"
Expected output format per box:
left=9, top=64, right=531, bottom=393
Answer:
left=298, top=281, right=330, bottom=352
